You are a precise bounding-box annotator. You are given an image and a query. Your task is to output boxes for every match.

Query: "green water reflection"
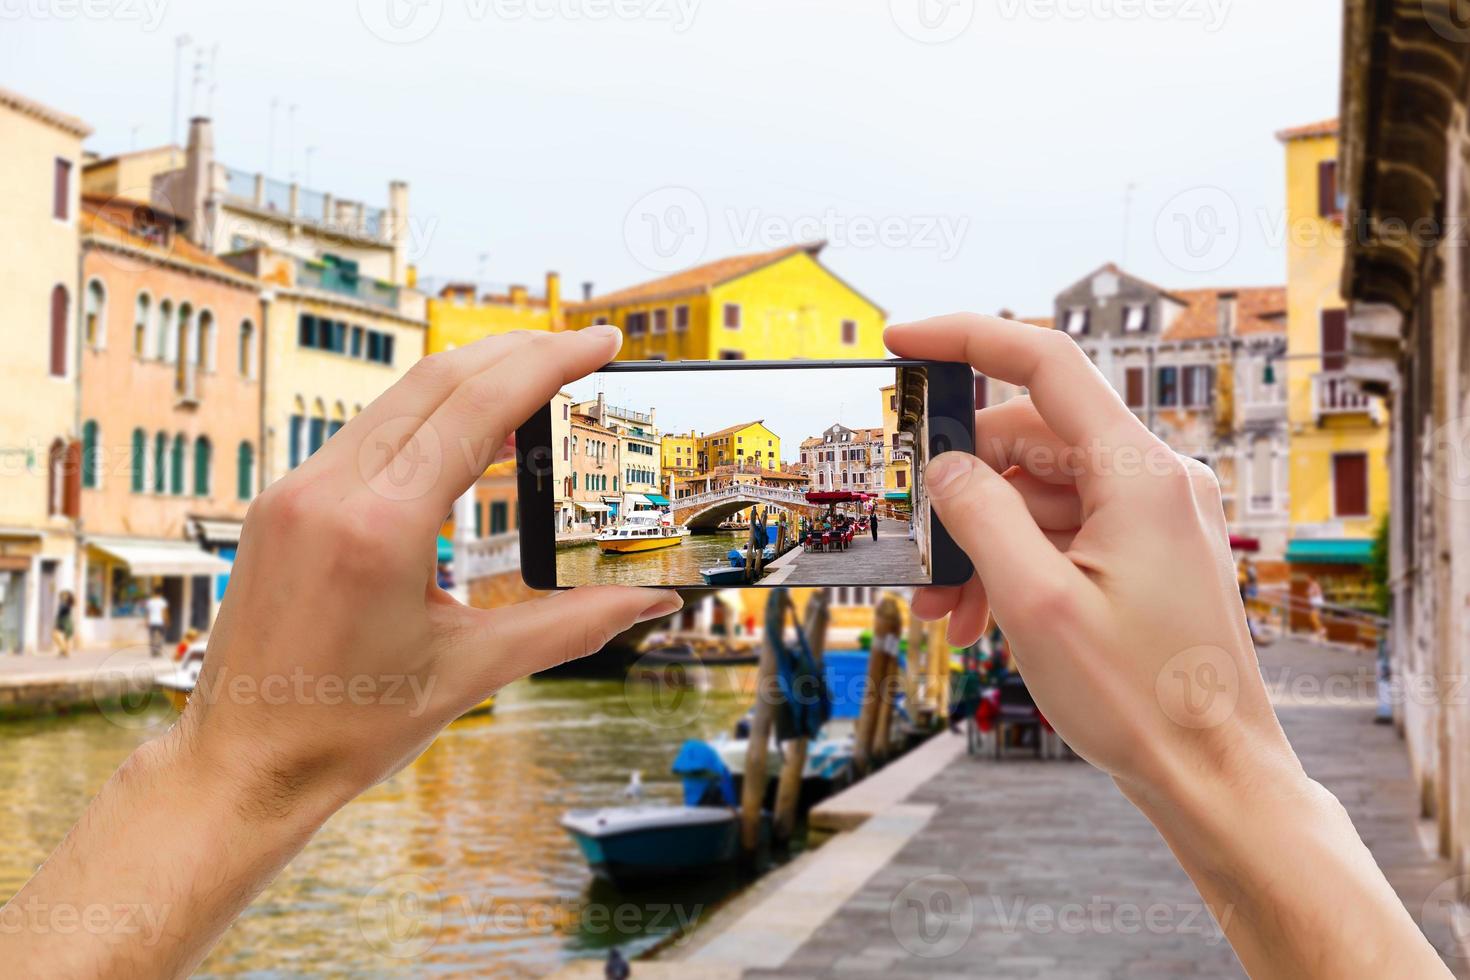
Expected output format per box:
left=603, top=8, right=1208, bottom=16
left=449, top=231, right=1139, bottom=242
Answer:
left=555, top=532, right=752, bottom=587
left=0, top=670, right=756, bottom=977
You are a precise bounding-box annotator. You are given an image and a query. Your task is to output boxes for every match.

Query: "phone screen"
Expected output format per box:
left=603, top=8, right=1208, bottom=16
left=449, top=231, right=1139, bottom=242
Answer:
left=517, top=360, right=974, bottom=589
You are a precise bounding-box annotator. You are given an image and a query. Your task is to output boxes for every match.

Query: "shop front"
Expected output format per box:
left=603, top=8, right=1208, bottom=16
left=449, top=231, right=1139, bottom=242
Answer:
left=82, top=536, right=232, bottom=649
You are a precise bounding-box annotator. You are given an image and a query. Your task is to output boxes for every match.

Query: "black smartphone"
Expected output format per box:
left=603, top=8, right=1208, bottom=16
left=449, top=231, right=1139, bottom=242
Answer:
left=515, top=358, right=975, bottom=589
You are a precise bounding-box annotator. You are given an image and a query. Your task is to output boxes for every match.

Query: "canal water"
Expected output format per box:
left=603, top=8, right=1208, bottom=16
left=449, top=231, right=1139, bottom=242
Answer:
left=555, top=531, right=753, bottom=587
left=0, top=668, right=760, bottom=977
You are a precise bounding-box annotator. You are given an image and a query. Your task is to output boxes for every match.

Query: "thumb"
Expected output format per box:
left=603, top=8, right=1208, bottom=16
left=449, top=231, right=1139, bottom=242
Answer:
left=925, top=452, right=1082, bottom=629
left=441, top=587, right=683, bottom=704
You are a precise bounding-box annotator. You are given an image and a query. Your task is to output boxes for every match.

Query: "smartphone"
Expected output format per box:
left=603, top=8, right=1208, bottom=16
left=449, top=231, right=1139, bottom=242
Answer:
left=516, top=358, right=975, bottom=589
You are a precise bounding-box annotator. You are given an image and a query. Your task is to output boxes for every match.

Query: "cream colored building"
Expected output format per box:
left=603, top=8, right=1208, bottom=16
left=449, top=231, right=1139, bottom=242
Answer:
left=551, top=391, right=573, bottom=532
left=0, top=87, right=90, bottom=653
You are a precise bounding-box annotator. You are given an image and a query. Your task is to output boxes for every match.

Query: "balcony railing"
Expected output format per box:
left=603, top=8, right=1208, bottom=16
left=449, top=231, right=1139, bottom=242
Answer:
left=295, top=258, right=400, bottom=310
left=221, top=166, right=393, bottom=244
left=462, top=532, right=520, bottom=580
left=1312, top=371, right=1380, bottom=423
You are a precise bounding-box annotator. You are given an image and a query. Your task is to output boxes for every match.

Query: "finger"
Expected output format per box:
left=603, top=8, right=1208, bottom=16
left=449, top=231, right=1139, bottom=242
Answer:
left=910, top=585, right=961, bottom=622
left=436, top=586, right=682, bottom=712
left=367, top=326, right=623, bottom=528
left=885, top=315, right=1157, bottom=500
left=975, top=397, right=1077, bottom=487
left=944, top=575, right=991, bottom=647
left=924, top=450, right=1093, bottom=637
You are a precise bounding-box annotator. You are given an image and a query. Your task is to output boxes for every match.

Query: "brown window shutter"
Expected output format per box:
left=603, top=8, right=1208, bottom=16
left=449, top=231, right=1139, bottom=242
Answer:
left=1321, top=309, right=1347, bottom=372
left=1125, top=367, right=1144, bottom=408
left=50, top=285, right=68, bottom=377
left=54, top=158, right=71, bottom=220
left=1332, top=453, right=1368, bottom=517
left=64, top=440, right=82, bottom=518
left=1318, top=160, right=1338, bottom=218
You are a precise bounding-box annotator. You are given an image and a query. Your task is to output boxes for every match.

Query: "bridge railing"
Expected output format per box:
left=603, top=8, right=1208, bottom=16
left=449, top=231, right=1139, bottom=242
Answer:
left=462, top=531, right=521, bottom=580
left=671, top=484, right=812, bottom=510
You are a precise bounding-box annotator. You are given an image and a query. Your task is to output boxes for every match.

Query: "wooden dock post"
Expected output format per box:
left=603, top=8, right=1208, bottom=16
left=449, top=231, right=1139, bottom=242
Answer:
left=773, top=590, right=829, bottom=844
left=740, top=588, right=784, bottom=856
left=854, top=595, right=902, bottom=777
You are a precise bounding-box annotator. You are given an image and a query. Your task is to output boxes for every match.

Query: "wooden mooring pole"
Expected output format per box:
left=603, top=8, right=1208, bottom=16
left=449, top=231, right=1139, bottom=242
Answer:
left=854, top=595, right=902, bottom=777
left=773, top=590, right=829, bottom=844
left=740, top=588, right=785, bottom=856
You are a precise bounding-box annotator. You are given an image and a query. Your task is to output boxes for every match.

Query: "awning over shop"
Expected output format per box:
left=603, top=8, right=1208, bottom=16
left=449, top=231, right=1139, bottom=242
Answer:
left=437, top=535, right=453, bottom=562
left=575, top=502, right=610, bottom=513
left=88, top=536, right=233, bottom=577
left=884, top=490, right=911, bottom=501
left=1285, top=538, right=1375, bottom=565
left=600, top=495, right=622, bottom=504
left=622, top=493, right=651, bottom=508
left=645, top=494, right=672, bottom=507
left=191, top=518, right=244, bottom=545
left=1229, top=534, right=1261, bottom=553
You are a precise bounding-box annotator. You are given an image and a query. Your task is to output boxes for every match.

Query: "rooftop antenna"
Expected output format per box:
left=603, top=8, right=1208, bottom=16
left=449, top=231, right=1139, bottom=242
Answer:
left=287, top=103, right=299, bottom=183
left=267, top=97, right=279, bottom=177
left=205, top=44, right=220, bottom=116
left=188, top=43, right=206, bottom=120
left=170, top=34, right=192, bottom=146
left=1121, top=181, right=1137, bottom=269
left=304, top=145, right=317, bottom=188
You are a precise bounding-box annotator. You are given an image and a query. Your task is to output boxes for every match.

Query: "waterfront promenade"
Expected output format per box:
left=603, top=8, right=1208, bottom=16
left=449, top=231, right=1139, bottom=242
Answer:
left=0, top=646, right=170, bottom=717
left=764, top=518, right=927, bottom=586
left=638, top=636, right=1469, bottom=977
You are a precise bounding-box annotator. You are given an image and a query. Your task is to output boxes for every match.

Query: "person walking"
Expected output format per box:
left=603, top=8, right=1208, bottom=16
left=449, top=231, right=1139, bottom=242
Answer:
left=52, top=590, right=74, bottom=658
left=145, top=586, right=169, bottom=658
left=1306, top=576, right=1328, bottom=644
left=869, top=510, right=879, bottom=542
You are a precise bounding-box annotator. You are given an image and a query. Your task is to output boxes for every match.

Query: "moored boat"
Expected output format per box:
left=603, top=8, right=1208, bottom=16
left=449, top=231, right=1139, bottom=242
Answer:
left=597, top=510, right=690, bottom=555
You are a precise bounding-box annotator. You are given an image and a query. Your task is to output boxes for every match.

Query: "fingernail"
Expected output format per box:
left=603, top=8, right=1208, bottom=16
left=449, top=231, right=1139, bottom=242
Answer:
left=925, top=453, right=973, bottom=499
left=634, top=591, right=683, bottom=625
left=587, top=323, right=622, bottom=342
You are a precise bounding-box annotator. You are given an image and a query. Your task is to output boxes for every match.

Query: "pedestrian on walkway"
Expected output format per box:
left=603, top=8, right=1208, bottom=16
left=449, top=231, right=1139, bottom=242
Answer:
left=4, top=319, right=1453, bottom=980
left=1307, top=576, right=1327, bottom=644
left=869, top=511, right=879, bottom=541
left=52, top=590, right=74, bottom=658
left=144, top=586, right=169, bottom=658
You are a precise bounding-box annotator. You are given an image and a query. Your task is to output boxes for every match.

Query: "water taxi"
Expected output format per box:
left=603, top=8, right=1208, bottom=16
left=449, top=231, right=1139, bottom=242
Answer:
left=597, top=510, right=689, bottom=555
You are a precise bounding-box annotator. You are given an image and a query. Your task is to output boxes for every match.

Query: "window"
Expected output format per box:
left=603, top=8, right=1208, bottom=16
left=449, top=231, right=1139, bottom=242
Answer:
left=49, top=285, right=68, bottom=377
left=474, top=501, right=484, bottom=537
left=237, top=441, right=255, bottom=501
left=197, top=311, right=216, bottom=372
left=1321, top=309, right=1347, bottom=372
left=134, top=293, right=151, bottom=358
left=1123, top=303, right=1149, bottom=333
left=626, top=312, right=649, bottom=337
left=1125, top=367, right=1145, bottom=409
left=329, top=402, right=346, bottom=438
left=1249, top=436, right=1272, bottom=510
left=239, top=320, right=255, bottom=378
left=299, top=314, right=317, bottom=348
left=896, top=469, right=907, bottom=488
left=1182, top=365, right=1214, bottom=408
left=153, top=432, right=166, bottom=493
left=170, top=434, right=186, bottom=496
left=156, top=300, right=173, bottom=360
left=652, top=309, right=668, bottom=334
left=309, top=401, right=327, bottom=456
left=193, top=437, right=212, bottom=497
left=718, top=350, right=745, bottom=360
left=674, top=305, right=690, bottom=332
left=130, top=428, right=146, bottom=493
left=289, top=398, right=306, bottom=469
left=1217, top=295, right=1237, bottom=334
left=491, top=501, right=508, bottom=534
left=1332, top=452, right=1368, bottom=517
left=563, top=436, right=570, bottom=461
left=1157, top=366, right=1179, bottom=407
left=1318, top=159, right=1340, bottom=218
left=84, top=279, right=106, bottom=348
left=841, top=320, right=857, bottom=346
left=351, top=325, right=364, bottom=358
left=47, top=439, right=68, bottom=516
left=723, top=303, right=741, bottom=330
left=81, top=420, right=99, bottom=489
left=1064, top=307, right=1089, bottom=336
left=53, top=158, right=71, bottom=220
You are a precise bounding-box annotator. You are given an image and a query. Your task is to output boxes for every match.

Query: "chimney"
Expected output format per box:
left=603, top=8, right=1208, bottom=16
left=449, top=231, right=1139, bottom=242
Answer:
left=546, top=271, right=562, bottom=330
left=388, top=179, right=410, bottom=286
left=182, top=117, right=215, bottom=249
left=582, top=281, right=594, bottom=302
left=509, top=284, right=528, bottom=306
left=406, top=264, right=418, bottom=290
left=596, top=391, right=606, bottom=426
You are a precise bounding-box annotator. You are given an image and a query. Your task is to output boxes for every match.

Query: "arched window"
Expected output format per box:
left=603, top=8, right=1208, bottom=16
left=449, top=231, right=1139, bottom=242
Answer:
left=134, top=292, right=151, bottom=358
left=170, top=433, right=186, bottom=496
left=289, top=396, right=306, bottom=469
left=84, top=279, right=106, bottom=348
left=153, top=432, right=167, bottom=493
left=156, top=299, right=173, bottom=360
left=47, top=438, right=67, bottom=516
left=197, top=310, right=216, bottom=373
left=238, top=319, right=255, bottom=379
left=81, top=420, right=99, bottom=489
left=193, top=436, right=212, bottom=497
left=237, top=441, right=255, bottom=501
left=309, top=398, right=327, bottom=456
left=174, top=304, right=195, bottom=395
left=130, top=428, right=146, bottom=493
left=329, top=401, right=346, bottom=438
left=49, top=285, right=68, bottom=377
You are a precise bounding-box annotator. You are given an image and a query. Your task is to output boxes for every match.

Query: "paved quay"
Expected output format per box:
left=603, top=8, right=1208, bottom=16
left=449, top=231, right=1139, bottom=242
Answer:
left=764, top=518, right=927, bottom=586
left=0, top=646, right=172, bottom=718
left=649, top=636, right=1468, bottom=978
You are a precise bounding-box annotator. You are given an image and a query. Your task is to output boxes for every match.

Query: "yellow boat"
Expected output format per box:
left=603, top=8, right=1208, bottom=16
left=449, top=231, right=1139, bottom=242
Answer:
left=597, top=511, right=689, bottom=555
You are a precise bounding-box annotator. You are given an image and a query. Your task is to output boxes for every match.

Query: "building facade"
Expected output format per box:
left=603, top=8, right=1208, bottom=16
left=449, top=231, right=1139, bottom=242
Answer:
left=77, top=196, right=261, bottom=646
left=426, top=272, right=563, bottom=353
left=0, top=87, right=90, bottom=653
left=550, top=391, right=573, bottom=533
left=801, top=423, right=884, bottom=493
left=879, top=383, right=913, bottom=506
left=569, top=413, right=618, bottom=528
left=1279, top=120, right=1390, bottom=614
left=572, top=393, right=663, bottom=517
left=565, top=242, right=886, bottom=362
left=698, top=421, right=781, bottom=472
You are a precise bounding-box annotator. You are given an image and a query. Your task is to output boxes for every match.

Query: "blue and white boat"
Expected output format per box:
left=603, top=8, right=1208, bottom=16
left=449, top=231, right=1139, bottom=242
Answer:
left=561, top=741, right=741, bottom=885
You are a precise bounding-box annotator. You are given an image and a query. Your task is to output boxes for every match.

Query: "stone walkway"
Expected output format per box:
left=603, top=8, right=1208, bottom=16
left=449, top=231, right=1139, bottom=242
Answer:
left=766, top=519, right=927, bottom=586
left=734, top=637, right=1468, bottom=978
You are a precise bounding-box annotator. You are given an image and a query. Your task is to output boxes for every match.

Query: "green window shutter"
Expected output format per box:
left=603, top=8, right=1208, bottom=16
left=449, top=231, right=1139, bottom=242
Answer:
left=81, top=421, right=98, bottom=488
left=193, top=438, right=211, bottom=497
left=170, top=436, right=185, bottom=495
left=130, top=429, right=145, bottom=493
left=474, top=502, right=483, bottom=537
left=237, top=442, right=253, bottom=501
left=153, top=433, right=166, bottom=492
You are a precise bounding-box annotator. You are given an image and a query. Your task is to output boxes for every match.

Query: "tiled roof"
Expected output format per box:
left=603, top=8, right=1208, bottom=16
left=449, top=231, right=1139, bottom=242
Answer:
left=703, top=420, right=767, bottom=440
left=0, top=85, right=90, bottom=138
left=1163, top=286, right=1287, bottom=341
left=1275, top=118, right=1339, bottom=142
left=571, top=243, right=825, bottom=309
left=1019, top=316, right=1054, bottom=329
left=80, top=196, right=258, bottom=285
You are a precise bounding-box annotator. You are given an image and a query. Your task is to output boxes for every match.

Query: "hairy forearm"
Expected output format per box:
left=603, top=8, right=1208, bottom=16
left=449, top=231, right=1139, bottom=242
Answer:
left=1124, top=763, right=1450, bottom=979
left=0, top=725, right=335, bottom=978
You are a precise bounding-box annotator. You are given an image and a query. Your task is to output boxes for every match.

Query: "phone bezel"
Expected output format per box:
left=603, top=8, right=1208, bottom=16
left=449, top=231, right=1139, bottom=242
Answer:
left=515, top=358, right=975, bottom=590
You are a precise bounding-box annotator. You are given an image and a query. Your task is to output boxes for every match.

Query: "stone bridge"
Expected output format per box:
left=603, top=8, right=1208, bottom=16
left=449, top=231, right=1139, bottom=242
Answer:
left=668, top=483, right=819, bottom=530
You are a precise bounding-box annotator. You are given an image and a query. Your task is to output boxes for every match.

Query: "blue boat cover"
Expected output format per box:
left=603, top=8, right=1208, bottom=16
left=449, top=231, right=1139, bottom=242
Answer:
left=766, top=589, right=833, bottom=740
left=671, top=740, right=737, bottom=807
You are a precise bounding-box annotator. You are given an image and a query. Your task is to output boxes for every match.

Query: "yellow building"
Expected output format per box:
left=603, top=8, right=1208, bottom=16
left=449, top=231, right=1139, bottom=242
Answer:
left=879, top=382, right=912, bottom=505
left=698, top=421, right=781, bottom=470
left=661, top=432, right=699, bottom=482
left=1279, top=119, right=1390, bottom=610
left=566, top=242, right=886, bottom=361
left=0, top=87, right=90, bottom=653
left=425, top=273, right=562, bottom=353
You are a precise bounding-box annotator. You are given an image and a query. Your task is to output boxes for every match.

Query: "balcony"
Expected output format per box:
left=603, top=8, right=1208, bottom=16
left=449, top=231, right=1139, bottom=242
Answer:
left=295, top=255, right=401, bottom=311
left=221, top=166, right=391, bottom=244
left=1312, top=371, right=1381, bottom=423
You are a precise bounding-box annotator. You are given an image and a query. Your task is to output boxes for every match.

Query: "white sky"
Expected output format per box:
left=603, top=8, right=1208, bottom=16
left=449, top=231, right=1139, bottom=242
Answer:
left=565, top=365, right=895, bottom=461
left=6, top=0, right=1339, bottom=318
